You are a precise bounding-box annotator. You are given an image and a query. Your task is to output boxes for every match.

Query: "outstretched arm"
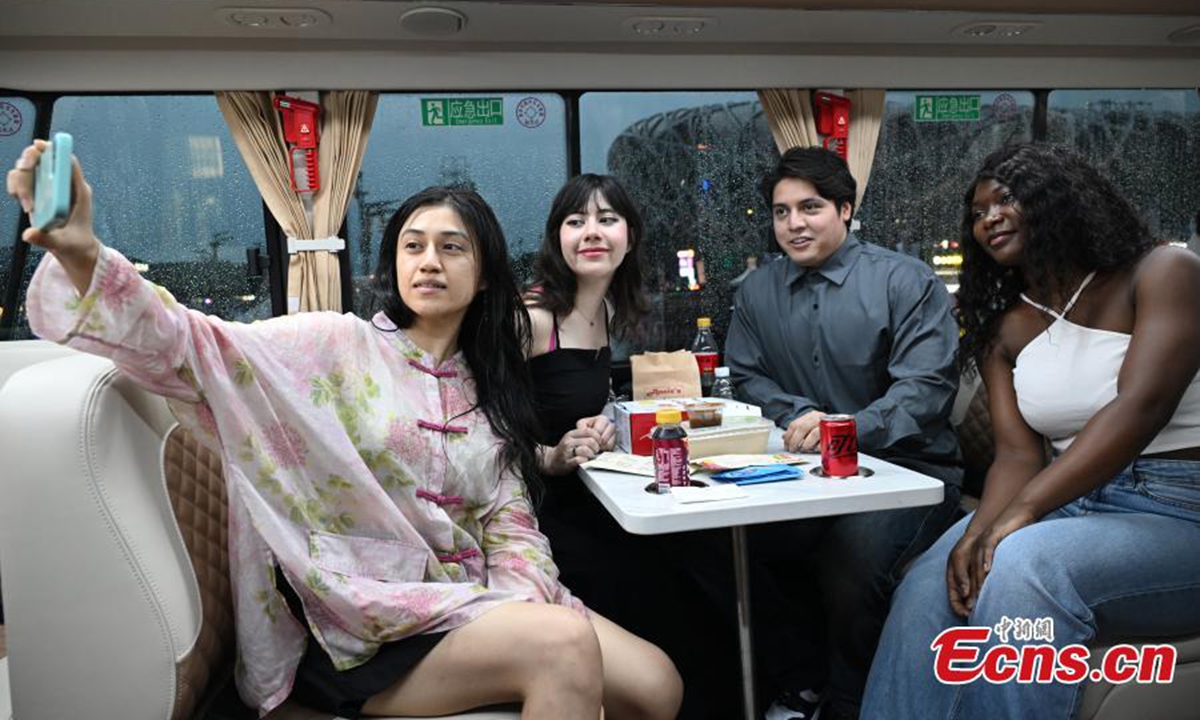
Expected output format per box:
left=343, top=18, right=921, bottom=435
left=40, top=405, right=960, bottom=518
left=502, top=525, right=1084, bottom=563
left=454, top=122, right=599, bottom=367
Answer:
left=9, top=140, right=328, bottom=404
left=9, top=140, right=207, bottom=400
left=8, top=140, right=100, bottom=295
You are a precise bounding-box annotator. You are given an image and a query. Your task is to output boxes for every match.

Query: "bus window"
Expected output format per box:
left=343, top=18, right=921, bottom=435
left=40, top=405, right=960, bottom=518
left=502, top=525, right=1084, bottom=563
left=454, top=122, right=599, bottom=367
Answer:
left=345, top=93, right=567, bottom=317
left=856, top=91, right=1035, bottom=294
left=7, top=95, right=270, bottom=339
left=0, top=96, right=37, bottom=332
left=581, top=91, right=777, bottom=360
left=1048, top=89, right=1200, bottom=244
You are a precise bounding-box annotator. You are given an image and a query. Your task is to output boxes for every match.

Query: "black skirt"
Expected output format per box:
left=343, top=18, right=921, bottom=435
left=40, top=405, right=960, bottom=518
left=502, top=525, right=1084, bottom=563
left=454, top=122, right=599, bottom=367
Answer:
left=277, top=569, right=448, bottom=718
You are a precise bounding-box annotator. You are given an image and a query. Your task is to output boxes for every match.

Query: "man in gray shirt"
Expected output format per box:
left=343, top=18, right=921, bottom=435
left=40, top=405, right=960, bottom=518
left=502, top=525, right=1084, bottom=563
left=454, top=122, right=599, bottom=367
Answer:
left=725, top=148, right=962, bottom=720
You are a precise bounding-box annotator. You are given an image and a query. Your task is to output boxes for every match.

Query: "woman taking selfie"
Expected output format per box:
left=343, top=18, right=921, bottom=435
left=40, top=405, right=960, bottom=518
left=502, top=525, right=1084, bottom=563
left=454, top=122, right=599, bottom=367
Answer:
left=7, top=140, right=681, bottom=720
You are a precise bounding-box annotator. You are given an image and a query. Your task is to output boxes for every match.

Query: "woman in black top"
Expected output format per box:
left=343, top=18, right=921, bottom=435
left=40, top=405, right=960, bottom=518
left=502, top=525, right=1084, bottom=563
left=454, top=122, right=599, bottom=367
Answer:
left=526, top=176, right=739, bottom=719
left=530, top=174, right=667, bottom=633
left=525, top=176, right=650, bottom=624
left=526, top=174, right=648, bottom=474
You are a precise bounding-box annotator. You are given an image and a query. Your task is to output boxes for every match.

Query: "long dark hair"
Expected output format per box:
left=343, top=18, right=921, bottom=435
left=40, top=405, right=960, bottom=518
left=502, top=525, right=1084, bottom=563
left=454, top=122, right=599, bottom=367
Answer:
left=528, top=174, right=650, bottom=337
left=956, top=143, right=1157, bottom=376
left=370, top=186, right=541, bottom=486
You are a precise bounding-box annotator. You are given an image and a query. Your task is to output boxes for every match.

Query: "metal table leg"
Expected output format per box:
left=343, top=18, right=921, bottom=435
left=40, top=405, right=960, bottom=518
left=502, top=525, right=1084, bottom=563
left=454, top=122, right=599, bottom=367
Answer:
left=732, top=525, right=756, bottom=720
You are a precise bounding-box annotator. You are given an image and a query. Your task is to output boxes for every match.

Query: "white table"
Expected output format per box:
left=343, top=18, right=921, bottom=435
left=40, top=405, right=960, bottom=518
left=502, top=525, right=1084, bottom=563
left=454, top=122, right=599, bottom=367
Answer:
left=577, top=431, right=944, bottom=720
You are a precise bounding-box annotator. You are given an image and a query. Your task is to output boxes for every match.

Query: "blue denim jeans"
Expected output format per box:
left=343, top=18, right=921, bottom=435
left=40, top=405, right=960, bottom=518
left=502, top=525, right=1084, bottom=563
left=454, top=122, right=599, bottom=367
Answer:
left=862, top=458, right=1200, bottom=720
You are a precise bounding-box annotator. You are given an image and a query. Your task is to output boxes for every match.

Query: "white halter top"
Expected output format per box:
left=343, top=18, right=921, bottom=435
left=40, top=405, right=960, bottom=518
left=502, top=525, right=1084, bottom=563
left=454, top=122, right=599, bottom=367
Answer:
left=1012, top=272, right=1200, bottom=454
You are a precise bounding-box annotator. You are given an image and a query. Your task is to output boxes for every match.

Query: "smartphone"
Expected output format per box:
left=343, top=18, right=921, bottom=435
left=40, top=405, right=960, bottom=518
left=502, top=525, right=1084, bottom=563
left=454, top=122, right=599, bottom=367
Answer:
left=32, top=131, right=73, bottom=231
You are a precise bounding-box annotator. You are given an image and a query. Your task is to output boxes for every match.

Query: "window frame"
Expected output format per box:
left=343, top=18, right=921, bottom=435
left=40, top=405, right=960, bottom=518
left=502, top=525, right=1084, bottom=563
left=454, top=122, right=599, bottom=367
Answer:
left=0, top=89, right=300, bottom=336
left=340, top=90, right=577, bottom=319
left=0, top=92, right=49, bottom=341
left=10, top=86, right=1197, bottom=373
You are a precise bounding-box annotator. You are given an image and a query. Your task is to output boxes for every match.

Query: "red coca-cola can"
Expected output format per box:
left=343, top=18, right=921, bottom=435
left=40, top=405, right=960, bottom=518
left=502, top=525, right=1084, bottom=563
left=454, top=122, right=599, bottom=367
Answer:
left=820, top=414, right=859, bottom=477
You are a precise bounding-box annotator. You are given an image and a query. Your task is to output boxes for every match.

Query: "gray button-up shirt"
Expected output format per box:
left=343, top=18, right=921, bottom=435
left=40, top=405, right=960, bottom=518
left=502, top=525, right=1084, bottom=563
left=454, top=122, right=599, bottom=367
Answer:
left=726, top=234, right=961, bottom=478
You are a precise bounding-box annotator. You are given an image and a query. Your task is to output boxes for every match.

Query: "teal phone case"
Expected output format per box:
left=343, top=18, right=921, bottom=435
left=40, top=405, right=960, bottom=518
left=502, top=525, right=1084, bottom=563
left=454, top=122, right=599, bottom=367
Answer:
left=32, top=131, right=73, bottom=231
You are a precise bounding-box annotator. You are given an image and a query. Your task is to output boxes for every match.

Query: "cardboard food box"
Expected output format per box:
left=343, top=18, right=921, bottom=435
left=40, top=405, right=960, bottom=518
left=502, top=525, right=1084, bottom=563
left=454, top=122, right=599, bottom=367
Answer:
left=613, top=398, right=765, bottom=455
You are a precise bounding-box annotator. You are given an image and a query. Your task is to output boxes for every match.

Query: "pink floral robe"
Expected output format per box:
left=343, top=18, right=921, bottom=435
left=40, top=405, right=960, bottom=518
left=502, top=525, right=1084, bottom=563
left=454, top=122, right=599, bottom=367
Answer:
left=27, top=247, right=584, bottom=715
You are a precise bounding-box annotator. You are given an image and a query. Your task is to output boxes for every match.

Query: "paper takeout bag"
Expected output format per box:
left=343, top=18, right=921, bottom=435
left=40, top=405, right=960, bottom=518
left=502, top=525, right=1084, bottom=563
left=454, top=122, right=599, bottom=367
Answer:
left=631, top=350, right=701, bottom=400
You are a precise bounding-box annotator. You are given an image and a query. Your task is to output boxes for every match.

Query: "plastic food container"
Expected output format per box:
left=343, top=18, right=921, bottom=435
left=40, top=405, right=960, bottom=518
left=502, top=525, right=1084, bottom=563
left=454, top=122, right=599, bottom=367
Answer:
left=686, top=419, right=774, bottom=458
left=685, top=402, right=723, bottom=428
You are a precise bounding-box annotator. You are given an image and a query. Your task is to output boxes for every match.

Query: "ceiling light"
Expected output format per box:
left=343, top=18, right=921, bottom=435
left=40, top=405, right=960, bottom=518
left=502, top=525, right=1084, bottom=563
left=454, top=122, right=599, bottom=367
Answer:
left=632, top=20, right=665, bottom=36
left=954, top=21, right=1040, bottom=39
left=1168, top=24, right=1200, bottom=45
left=280, top=13, right=321, bottom=28
left=624, top=17, right=713, bottom=38
left=227, top=11, right=270, bottom=28
left=399, top=7, right=467, bottom=37
left=217, top=8, right=332, bottom=29
left=961, top=24, right=996, bottom=37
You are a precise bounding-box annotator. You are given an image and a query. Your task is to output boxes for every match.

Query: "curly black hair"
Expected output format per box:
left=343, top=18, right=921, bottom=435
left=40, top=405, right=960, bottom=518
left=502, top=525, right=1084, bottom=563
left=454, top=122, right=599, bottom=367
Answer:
left=955, top=143, right=1158, bottom=376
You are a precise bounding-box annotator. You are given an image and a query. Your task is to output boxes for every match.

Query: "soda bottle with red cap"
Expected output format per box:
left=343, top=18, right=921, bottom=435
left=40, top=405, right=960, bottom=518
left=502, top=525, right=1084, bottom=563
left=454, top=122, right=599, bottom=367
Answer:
left=692, top=317, right=719, bottom=397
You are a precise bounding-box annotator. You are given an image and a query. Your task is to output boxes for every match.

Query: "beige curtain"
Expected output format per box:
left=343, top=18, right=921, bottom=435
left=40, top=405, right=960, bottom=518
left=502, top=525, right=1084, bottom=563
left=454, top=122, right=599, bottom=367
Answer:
left=757, top=89, right=820, bottom=153
left=297, top=90, right=377, bottom=314
left=758, top=89, right=887, bottom=210
left=217, top=91, right=378, bottom=313
left=216, top=92, right=312, bottom=239
left=845, top=89, right=886, bottom=208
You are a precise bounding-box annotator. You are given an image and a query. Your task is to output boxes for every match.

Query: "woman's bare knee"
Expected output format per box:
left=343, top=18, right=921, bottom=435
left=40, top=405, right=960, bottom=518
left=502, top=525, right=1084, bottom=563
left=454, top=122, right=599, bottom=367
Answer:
left=648, top=652, right=683, bottom=720
left=524, top=605, right=604, bottom=697
left=625, top=645, right=682, bottom=720
left=589, top=612, right=682, bottom=720
left=360, top=602, right=604, bottom=718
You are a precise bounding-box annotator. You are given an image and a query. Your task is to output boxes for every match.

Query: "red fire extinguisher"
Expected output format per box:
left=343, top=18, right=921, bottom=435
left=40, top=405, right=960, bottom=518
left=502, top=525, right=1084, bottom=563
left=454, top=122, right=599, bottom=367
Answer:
left=272, top=94, right=321, bottom=194
left=814, top=91, right=851, bottom=161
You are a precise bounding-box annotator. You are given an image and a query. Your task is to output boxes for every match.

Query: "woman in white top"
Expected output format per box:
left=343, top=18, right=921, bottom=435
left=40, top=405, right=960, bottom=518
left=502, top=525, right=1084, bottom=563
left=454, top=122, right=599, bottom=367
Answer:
left=862, top=143, right=1200, bottom=720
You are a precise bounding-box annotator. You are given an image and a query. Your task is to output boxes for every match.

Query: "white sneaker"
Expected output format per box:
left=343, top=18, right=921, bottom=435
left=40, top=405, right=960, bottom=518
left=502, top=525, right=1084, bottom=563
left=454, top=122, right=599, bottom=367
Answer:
left=764, top=689, right=821, bottom=720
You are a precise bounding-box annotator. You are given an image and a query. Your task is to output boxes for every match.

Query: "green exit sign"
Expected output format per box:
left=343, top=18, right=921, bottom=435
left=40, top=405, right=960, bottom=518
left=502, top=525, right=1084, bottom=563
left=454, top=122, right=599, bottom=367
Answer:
left=421, top=98, right=504, bottom=126
left=914, top=94, right=982, bottom=122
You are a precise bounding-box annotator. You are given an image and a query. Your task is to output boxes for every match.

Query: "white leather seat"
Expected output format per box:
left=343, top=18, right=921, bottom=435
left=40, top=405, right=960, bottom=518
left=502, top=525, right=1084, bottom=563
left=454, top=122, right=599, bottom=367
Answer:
left=0, top=339, right=78, bottom=390
left=0, top=351, right=518, bottom=719
left=0, top=339, right=79, bottom=720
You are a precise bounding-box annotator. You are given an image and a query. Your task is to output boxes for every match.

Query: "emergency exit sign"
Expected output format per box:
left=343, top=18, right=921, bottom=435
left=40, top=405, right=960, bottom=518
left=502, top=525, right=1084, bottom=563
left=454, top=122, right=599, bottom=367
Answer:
left=421, top=98, right=504, bottom=126
left=914, top=94, right=982, bottom=122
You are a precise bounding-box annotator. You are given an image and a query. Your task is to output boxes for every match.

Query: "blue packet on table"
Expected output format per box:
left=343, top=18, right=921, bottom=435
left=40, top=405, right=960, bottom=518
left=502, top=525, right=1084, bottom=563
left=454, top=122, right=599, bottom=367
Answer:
left=711, top=464, right=802, bottom=485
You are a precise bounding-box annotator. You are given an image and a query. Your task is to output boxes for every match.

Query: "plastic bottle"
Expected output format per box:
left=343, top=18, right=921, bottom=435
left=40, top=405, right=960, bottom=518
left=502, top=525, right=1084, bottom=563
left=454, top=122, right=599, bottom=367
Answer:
left=711, top=366, right=735, bottom=400
left=691, top=317, right=719, bottom=397
left=651, top=409, right=690, bottom=494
